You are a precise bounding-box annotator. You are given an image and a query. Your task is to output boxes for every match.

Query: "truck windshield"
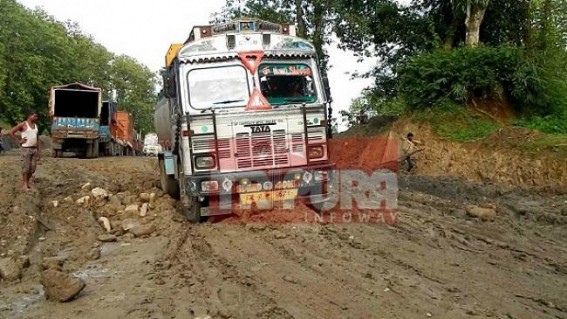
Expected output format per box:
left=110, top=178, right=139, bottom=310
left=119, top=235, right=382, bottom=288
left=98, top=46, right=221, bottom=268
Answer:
left=259, top=63, right=317, bottom=105
left=187, top=66, right=249, bottom=109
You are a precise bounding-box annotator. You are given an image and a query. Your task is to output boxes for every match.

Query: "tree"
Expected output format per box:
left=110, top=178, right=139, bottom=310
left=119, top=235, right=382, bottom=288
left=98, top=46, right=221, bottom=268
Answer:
left=452, top=0, right=491, bottom=46
left=0, top=0, right=157, bottom=133
left=110, top=55, right=157, bottom=134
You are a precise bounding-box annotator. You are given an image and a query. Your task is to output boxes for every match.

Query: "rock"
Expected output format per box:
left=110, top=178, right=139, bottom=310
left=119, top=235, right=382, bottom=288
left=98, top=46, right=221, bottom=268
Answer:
left=42, top=256, right=66, bottom=271
left=81, top=182, right=92, bottom=190
left=0, top=258, right=22, bottom=281
left=76, top=196, right=90, bottom=207
left=88, top=248, right=101, bottom=260
left=129, top=224, right=156, bottom=237
left=140, top=203, right=149, bottom=217
left=40, top=269, right=86, bottom=302
left=273, top=230, right=288, bottom=239
left=51, top=200, right=59, bottom=208
left=91, top=187, right=109, bottom=199
left=247, top=224, right=267, bottom=232
left=465, top=205, right=497, bottom=222
left=96, top=234, right=117, bottom=242
left=125, top=204, right=139, bottom=213
left=108, top=195, right=121, bottom=207
left=98, top=217, right=112, bottom=233
left=121, top=218, right=141, bottom=231
left=149, top=193, right=157, bottom=204
left=139, top=193, right=151, bottom=202
left=63, top=196, right=73, bottom=203
left=282, top=274, right=297, bottom=284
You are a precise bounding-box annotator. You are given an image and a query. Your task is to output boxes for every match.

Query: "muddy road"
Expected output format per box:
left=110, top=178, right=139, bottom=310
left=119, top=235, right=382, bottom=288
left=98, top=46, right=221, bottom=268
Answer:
left=0, top=154, right=566, bottom=319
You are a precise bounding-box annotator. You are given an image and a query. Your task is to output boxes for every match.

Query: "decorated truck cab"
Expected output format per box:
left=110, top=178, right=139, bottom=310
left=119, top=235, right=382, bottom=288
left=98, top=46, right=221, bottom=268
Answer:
left=154, top=19, right=335, bottom=222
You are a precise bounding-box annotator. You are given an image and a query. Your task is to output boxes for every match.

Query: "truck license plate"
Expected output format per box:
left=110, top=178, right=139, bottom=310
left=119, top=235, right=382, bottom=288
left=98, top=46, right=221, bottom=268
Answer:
left=240, top=189, right=298, bottom=205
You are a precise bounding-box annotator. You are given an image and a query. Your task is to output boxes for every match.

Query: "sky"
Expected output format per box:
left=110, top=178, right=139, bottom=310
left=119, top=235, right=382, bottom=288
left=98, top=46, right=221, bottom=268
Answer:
left=17, top=0, right=376, bottom=129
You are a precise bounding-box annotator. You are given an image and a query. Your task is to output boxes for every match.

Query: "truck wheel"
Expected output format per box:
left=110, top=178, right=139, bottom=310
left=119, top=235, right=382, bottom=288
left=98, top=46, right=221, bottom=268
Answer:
left=93, top=140, right=99, bottom=158
left=159, top=158, right=179, bottom=199
left=182, top=196, right=202, bottom=223
left=85, top=143, right=93, bottom=158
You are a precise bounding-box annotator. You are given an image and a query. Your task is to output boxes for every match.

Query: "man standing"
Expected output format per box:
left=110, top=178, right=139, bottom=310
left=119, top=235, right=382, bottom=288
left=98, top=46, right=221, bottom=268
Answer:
left=401, top=132, right=423, bottom=173
left=9, top=110, right=40, bottom=190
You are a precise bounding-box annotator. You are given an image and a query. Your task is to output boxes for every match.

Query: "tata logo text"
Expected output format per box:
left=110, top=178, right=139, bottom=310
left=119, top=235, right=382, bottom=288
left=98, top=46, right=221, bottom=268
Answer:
left=250, top=125, right=271, bottom=133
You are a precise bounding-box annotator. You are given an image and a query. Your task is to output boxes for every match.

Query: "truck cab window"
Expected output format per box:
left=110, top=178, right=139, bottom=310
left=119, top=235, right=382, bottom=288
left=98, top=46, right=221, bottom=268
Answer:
left=187, top=66, right=249, bottom=109
left=259, top=63, right=317, bottom=104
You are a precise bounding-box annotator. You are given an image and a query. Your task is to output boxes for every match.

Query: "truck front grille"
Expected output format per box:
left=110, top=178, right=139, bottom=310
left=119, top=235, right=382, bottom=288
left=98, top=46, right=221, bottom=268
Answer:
left=236, top=129, right=289, bottom=169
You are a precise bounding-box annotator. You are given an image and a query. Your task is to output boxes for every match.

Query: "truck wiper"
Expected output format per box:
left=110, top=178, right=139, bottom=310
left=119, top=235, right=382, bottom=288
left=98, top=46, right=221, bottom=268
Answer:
left=213, top=99, right=244, bottom=105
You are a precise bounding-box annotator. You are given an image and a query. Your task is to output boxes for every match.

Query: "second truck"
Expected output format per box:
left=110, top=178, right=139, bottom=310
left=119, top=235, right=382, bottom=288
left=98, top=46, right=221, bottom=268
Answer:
left=154, top=19, right=335, bottom=222
left=49, top=83, right=101, bottom=158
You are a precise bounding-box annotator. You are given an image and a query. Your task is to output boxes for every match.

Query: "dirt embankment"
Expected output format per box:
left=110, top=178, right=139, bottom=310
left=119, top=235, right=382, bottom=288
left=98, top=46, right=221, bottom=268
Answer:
left=336, top=118, right=567, bottom=190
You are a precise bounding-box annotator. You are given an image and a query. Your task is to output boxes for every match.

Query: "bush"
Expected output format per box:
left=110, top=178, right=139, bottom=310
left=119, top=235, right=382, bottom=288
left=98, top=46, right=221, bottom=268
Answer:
left=397, top=46, right=567, bottom=117
left=398, top=46, right=519, bottom=108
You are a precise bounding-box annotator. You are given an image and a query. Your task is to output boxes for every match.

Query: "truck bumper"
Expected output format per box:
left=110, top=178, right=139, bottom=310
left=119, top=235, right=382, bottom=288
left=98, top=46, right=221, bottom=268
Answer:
left=184, top=163, right=336, bottom=214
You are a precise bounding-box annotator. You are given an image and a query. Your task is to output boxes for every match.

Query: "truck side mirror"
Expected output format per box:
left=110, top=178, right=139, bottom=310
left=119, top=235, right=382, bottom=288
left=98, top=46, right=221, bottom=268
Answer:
left=323, top=77, right=332, bottom=102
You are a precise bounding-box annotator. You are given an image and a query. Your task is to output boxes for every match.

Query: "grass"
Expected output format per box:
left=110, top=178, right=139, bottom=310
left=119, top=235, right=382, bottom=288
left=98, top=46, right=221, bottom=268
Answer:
left=515, top=133, right=567, bottom=159
left=412, top=105, right=500, bottom=142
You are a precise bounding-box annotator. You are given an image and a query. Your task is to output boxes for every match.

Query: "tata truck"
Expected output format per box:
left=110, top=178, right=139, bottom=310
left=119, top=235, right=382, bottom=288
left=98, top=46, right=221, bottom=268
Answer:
left=154, top=19, right=334, bottom=222
left=49, top=83, right=101, bottom=158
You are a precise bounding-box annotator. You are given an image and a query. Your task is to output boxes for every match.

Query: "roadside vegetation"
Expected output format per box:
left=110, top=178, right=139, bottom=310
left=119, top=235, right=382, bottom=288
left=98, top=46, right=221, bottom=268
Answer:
left=0, top=0, right=157, bottom=133
left=335, top=0, right=567, bottom=141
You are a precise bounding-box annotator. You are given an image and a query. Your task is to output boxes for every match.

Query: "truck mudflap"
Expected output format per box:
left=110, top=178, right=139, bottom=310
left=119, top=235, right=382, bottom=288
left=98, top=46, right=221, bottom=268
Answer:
left=184, top=163, right=335, bottom=216
left=162, top=151, right=176, bottom=175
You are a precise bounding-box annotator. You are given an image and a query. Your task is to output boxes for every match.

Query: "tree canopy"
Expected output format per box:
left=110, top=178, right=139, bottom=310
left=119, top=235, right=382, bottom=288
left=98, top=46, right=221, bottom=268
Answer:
left=0, top=0, right=157, bottom=134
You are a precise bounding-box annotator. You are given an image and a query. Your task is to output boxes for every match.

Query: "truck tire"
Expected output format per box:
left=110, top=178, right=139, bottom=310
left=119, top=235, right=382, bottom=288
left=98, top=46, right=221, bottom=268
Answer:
left=93, top=140, right=99, bottom=158
left=85, top=140, right=99, bottom=158
left=159, top=158, right=179, bottom=199
left=182, top=196, right=202, bottom=223
left=85, top=143, right=93, bottom=158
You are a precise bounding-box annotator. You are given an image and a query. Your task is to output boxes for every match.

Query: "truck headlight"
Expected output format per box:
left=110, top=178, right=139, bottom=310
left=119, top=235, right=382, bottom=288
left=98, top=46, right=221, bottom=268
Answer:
left=308, top=146, right=324, bottom=159
left=201, top=180, right=218, bottom=192
left=195, top=155, right=216, bottom=169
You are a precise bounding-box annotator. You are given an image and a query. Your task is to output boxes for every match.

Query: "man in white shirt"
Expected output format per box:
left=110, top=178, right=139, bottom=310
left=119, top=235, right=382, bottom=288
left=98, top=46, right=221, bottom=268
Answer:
left=9, top=110, right=40, bottom=191
left=401, top=132, right=423, bottom=173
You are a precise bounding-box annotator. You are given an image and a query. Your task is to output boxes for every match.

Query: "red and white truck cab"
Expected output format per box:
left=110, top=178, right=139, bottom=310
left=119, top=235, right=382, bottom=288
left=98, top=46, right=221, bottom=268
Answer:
left=154, top=19, right=335, bottom=222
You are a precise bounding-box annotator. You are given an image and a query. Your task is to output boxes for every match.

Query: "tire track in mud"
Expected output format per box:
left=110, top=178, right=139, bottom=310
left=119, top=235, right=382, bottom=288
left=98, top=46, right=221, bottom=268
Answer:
left=163, top=226, right=295, bottom=319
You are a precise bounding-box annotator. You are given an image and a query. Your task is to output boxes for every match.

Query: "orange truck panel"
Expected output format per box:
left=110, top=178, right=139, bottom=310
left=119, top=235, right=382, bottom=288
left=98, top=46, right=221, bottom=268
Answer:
left=112, top=111, right=135, bottom=146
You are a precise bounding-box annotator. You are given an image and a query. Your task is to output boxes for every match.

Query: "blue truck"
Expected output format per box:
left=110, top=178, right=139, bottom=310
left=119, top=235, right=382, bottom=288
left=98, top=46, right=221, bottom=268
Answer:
left=49, top=83, right=101, bottom=158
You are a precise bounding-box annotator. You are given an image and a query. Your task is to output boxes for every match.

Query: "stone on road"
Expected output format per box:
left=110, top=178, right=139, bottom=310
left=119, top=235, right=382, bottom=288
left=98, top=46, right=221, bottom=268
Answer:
left=40, top=269, right=86, bottom=302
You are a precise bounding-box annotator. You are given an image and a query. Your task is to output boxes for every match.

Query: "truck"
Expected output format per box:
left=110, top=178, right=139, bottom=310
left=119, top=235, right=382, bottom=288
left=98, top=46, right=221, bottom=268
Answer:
left=112, top=111, right=137, bottom=156
left=49, top=83, right=101, bottom=158
left=143, top=133, right=162, bottom=156
left=154, top=19, right=335, bottom=222
left=99, top=101, right=120, bottom=156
